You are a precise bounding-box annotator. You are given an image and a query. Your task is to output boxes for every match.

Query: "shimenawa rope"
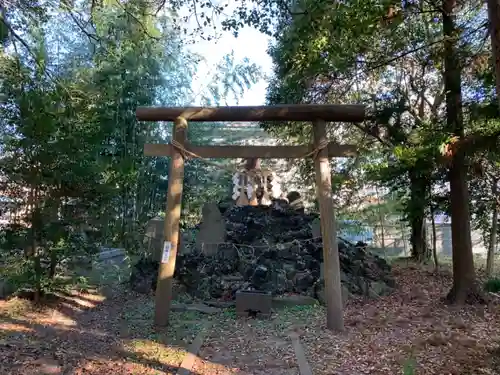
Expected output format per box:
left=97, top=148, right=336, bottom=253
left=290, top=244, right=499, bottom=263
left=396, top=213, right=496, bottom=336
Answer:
left=170, top=137, right=330, bottom=174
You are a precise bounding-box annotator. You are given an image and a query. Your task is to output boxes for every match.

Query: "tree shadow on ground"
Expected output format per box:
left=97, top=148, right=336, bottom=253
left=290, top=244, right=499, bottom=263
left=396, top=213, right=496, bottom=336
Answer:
left=0, top=289, right=211, bottom=375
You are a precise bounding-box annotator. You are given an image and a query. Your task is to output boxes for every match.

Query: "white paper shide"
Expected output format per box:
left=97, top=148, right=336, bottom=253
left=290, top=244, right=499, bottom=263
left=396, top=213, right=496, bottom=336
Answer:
left=161, top=241, right=171, bottom=263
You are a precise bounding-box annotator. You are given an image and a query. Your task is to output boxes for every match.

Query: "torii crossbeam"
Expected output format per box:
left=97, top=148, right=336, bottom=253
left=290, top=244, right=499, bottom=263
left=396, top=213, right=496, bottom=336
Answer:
left=137, top=104, right=366, bottom=332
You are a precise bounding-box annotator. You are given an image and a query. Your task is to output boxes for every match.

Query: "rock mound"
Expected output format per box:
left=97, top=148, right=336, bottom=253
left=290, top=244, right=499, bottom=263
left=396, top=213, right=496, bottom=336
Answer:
left=130, top=204, right=395, bottom=303
left=130, top=257, right=158, bottom=294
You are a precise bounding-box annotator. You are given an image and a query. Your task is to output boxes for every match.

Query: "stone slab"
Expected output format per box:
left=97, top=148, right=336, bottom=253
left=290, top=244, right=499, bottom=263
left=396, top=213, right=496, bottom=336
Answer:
left=171, top=303, right=221, bottom=315
left=289, top=333, right=313, bottom=375
left=195, top=202, right=226, bottom=256
left=272, top=295, right=318, bottom=309
left=177, top=322, right=211, bottom=375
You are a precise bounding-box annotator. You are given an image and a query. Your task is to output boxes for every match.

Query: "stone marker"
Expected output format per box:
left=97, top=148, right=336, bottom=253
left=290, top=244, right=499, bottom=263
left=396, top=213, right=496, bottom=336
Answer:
left=145, top=217, right=164, bottom=261
left=196, top=202, right=226, bottom=256
left=311, top=218, right=321, bottom=239
left=146, top=217, right=191, bottom=261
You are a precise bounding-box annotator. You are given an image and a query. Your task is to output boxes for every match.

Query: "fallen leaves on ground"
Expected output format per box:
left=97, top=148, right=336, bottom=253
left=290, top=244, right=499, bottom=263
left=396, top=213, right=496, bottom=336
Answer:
left=0, top=288, right=203, bottom=374
left=2, top=263, right=500, bottom=375
left=299, top=263, right=500, bottom=375
left=194, top=262, right=500, bottom=375
left=193, top=309, right=301, bottom=375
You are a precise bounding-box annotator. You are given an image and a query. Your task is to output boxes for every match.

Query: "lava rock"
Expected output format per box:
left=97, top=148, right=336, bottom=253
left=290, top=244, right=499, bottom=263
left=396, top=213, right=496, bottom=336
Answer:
left=130, top=258, right=159, bottom=293
left=130, top=203, right=395, bottom=302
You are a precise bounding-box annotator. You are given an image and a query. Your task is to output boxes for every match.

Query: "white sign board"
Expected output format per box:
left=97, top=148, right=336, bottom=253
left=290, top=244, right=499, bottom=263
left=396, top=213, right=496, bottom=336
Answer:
left=161, top=241, right=172, bottom=264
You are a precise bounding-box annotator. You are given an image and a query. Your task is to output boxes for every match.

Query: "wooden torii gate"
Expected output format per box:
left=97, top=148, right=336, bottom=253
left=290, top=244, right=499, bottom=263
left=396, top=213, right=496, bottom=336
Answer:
left=136, top=104, right=366, bottom=332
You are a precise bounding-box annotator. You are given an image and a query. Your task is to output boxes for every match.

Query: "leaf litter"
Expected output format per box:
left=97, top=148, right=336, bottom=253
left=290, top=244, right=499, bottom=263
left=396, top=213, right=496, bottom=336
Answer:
left=1, top=262, right=500, bottom=374
left=0, top=288, right=203, bottom=374
left=194, top=263, right=500, bottom=375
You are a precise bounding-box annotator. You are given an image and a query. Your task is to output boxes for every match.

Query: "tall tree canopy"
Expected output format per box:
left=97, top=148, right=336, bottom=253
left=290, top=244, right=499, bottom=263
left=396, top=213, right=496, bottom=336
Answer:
left=259, top=0, right=500, bottom=303
left=0, top=0, right=262, bottom=296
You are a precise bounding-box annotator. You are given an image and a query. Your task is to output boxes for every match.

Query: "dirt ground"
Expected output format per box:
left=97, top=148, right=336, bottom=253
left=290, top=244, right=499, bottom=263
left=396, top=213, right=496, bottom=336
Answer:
left=1, top=263, right=500, bottom=375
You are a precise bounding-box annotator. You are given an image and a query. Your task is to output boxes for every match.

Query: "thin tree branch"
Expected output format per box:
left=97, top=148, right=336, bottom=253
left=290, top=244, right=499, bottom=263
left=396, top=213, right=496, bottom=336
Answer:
left=114, top=0, right=160, bottom=40
left=60, top=1, right=100, bottom=43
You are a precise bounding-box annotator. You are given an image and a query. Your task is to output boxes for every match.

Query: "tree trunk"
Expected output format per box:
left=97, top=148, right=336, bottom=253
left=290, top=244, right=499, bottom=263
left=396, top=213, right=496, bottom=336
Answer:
left=486, top=0, right=500, bottom=279
left=49, top=250, right=57, bottom=279
left=30, top=187, right=42, bottom=304
left=409, top=171, right=429, bottom=262
left=430, top=204, right=439, bottom=272
left=401, top=221, right=409, bottom=256
left=33, top=253, right=42, bottom=304
left=486, top=179, right=498, bottom=277
left=487, top=0, right=500, bottom=109
left=446, top=155, right=481, bottom=303
left=443, top=0, right=483, bottom=304
left=375, top=185, right=386, bottom=251
left=410, top=214, right=428, bottom=262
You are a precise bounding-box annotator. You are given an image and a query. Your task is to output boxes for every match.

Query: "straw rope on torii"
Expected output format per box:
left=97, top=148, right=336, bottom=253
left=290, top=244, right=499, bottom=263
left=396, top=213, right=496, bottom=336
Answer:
left=137, top=104, right=366, bottom=332
left=169, top=137, right=330, bottom=208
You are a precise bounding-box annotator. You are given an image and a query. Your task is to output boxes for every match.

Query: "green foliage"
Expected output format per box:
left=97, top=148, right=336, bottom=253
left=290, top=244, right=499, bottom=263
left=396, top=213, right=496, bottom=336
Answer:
left=256, top=0, right=498, bottom=265
left=0, top=0, right=262, bottom=297
left=403, top=357, right=416, bottom=375
left=201, top=52, right=263, bottom=105
left=484, top=278, right=500, bottom=293
left=0, top=223, right=99, bottom=293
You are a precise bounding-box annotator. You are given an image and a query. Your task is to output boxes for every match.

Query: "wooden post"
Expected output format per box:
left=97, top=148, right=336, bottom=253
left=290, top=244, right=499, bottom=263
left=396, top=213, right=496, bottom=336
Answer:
left=312, top=119, right=344, bottom=332
left=154, top=116, right=188, bottom=327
